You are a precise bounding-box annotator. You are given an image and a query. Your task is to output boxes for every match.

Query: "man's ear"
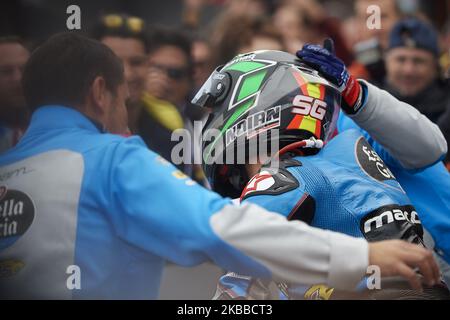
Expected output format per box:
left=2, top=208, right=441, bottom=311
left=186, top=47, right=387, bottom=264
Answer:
left=89, top=76, right=108, bottom=114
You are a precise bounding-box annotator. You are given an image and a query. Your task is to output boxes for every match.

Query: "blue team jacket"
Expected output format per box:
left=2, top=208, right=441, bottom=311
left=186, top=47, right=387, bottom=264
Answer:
left=0, top=106, right=278, bottom=299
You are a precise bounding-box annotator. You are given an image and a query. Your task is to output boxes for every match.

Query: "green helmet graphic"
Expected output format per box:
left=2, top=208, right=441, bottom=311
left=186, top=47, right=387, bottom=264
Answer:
left=192, top=50, right=341, bottom=198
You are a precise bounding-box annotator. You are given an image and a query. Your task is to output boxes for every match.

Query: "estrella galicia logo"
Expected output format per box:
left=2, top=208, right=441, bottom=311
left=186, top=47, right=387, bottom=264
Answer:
left=0, top=186, right=35, bottom=251
left=355, top=137, right=404, bottom=192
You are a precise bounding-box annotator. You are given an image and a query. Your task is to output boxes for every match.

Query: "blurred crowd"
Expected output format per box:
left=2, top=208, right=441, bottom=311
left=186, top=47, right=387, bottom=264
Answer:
left=1, top=0, right=449, bottom=177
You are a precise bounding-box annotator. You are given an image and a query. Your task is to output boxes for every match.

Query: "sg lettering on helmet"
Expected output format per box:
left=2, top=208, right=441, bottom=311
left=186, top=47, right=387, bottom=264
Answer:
left=292, top=95, right=327, bottom=120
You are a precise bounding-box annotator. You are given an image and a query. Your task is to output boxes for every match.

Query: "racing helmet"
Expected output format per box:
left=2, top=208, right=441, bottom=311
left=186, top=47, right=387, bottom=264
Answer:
left=192, top=50, right=341, bottom=198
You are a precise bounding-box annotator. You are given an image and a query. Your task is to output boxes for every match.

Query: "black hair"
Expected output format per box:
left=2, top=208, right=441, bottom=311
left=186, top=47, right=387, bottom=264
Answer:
left=147, top=27, right=193, bottom=73
left=0, top=36, right=29, bottom=50
left=22, top=32, right=124, bottom=112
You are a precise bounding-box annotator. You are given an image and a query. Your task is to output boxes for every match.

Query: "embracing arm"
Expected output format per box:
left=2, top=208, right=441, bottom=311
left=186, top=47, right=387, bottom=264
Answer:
left=106, top=137, right=371, bottom=290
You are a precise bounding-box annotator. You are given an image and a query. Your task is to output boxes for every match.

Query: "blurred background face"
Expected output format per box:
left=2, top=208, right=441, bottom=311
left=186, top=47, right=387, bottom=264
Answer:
left=227, top=0, right=268, bottom=18
left=148, top=45, right=191, bottom=107
left=192, top=40, right=212, bottom=89
left=385, top=47, right=437, bottom=97
left=273, top=6, right=301, bottom=42
left=272, top=4, right=323, bottom=54
left=101, top=36, right=147, bottom=104
left=239, top=35, right=284, bottom=53
left=355, top=0, right=401, bottom=49
left=0, top=42, right=29, bottom=111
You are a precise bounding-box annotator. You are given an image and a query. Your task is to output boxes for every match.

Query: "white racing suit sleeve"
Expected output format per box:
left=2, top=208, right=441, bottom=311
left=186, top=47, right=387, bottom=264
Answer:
left=110, top=138, right=369, bottom=291
left=348, top=80, right=447, bottom=170
left=210, top=203, right=369, bottom=290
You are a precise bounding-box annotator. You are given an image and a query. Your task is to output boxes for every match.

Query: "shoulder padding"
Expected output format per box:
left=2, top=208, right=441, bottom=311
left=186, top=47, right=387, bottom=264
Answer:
left=240, top=158, right=301, bottom=201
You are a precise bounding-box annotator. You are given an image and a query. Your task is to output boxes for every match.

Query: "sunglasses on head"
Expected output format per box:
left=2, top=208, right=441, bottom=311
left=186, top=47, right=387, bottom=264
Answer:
left=102, top=14, right=145, bottom=34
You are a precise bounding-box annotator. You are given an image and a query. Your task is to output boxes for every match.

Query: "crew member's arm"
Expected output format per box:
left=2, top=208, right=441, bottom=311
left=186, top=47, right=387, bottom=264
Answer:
left=239, top=164, right=440, bottom=291
left=106, top=137, right=439, bottom=291
left=106, top=137, right=367, bottom=290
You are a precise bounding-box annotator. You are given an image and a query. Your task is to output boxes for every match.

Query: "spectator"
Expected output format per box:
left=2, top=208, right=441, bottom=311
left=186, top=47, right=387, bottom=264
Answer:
left=92, top=13, right=149, bottom=133
left=272, top=0, right=326, bottom=54
left=94, top=20, right=200, bottom=180
left=273, top=0, right=355, bottom=66
left=344, top=0, right=403, bottom=50
left=189, top=34, right=214, bottom=123
left=0, top=36, right=30, bottom=154
left=383, top=18, right=450, bottom=166
left=181, top=0, right=224, bottom=31
left=191, top=35, right=213, bottom=91
left=139, top=28, right=197, bottom=177
left=210, top=15, right=284, bottom=67
left=343, top=0, right=404, bottom=85
left=384, top=19, right=449, bottom=123
left=225, top=0, right=273, bottom=19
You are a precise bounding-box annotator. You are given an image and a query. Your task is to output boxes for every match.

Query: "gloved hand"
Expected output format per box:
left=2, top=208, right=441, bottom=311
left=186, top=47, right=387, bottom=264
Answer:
left=296, top=39, right=364, bottom=114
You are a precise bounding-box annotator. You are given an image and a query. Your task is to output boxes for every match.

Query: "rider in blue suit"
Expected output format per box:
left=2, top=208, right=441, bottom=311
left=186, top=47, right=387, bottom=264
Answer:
left=195, top=42, right=448, bottom=299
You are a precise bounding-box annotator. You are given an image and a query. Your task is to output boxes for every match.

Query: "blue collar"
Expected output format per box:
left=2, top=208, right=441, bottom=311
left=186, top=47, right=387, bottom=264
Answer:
left=27, top=105, right=104, bottom=134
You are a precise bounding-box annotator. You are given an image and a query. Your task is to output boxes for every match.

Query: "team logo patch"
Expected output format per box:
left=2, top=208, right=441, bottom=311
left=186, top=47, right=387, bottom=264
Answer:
left=360, top=204, right=423, bottom=243
left=354, top=137, right=403, bottom=192
left=0, top=186, right=35, bottom=251
left=240, top=171, right=275, bottom=200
